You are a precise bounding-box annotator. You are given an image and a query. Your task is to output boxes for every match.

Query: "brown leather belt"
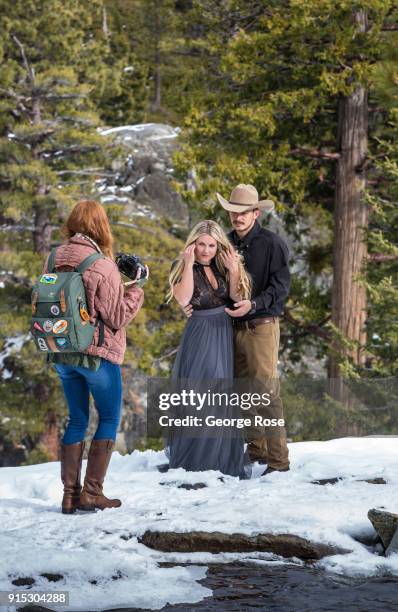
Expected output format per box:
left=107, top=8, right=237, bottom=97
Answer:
left=233, top=316, right=277, bottom=330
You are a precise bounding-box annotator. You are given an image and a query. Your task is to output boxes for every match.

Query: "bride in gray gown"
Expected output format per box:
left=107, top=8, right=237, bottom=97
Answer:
left=165, top=220, right=252, bottom=478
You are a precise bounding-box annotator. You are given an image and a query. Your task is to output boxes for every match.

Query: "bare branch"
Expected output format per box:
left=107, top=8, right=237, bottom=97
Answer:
left=12, top=35, right=35, bottom=83
left=368, top=253, right=398, bottom=263
left=290, top=147, right=340, bottom=160
left=55, top=169, right=113, bottom=177
left=381, top=24, right=398, bottom=31
left=283, top=307, right=331, bottom=341
left=152, top=348, right=178, bottom=364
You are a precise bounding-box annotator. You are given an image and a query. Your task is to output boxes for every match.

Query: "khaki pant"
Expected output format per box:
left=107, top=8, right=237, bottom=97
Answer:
left=234, top=319, right=289, bottom=470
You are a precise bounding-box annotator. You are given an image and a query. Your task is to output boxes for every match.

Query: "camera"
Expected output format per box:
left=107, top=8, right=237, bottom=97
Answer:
left=115, top=253, right=148, bottom=281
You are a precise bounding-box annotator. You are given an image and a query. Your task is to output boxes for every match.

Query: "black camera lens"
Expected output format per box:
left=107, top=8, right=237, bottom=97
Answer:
left=115, top=253, right=147, bottom=281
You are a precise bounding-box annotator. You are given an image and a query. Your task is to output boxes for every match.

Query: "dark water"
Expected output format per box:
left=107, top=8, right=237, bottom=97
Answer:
left=109, top=562, right=398, bottom=612
left=22, top=562, right=398, bottom=612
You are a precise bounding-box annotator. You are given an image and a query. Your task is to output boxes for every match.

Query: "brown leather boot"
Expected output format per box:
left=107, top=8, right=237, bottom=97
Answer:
left=79, top=439, right=121, bottom=511
left=247, top=439, right=268, bottom=464
left=61, top=441, right=85, bottom=514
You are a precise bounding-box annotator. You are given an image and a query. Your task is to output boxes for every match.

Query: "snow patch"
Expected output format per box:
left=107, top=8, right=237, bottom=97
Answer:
left=0, top=334, right=30, bottom=377
left=100, top=123, right=180, bottom=141
left=1, top=438, right=398, bottom=610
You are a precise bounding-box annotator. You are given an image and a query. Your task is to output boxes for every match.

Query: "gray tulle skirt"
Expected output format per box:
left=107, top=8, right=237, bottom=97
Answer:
left=166, top=305, right=250, bottom=478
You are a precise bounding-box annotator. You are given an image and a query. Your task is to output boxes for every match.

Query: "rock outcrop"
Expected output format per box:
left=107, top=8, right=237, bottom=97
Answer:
left=368, top=508, right=398, bottom=552
left=99, top=123, right=189, bottom=225
left=139, top=530, right=350, bottom=561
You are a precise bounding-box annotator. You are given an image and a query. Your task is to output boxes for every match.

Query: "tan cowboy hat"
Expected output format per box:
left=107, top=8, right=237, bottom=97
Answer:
left=216, top=184, right=275, bottom=213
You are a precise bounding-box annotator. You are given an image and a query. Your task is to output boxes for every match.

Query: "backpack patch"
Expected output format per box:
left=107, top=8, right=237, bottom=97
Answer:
left=53, top=320, right=68, bottom=334
left=40, top=274, right=58, bottom=284
left=43, top=320, right=54, bottom=332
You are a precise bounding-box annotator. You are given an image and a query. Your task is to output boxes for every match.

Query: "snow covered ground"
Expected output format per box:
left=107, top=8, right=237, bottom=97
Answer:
left=1, top=437, right=398, bottom=611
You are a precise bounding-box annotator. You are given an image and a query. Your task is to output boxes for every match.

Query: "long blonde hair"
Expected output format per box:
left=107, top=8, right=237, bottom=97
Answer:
left=167, top=220, right=251, bottom=303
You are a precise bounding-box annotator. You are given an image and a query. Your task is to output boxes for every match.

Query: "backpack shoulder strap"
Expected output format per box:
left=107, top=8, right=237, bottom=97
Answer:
left=76, top=252, right=104, bottom=274
left=47, top=248, right=58, bottom=273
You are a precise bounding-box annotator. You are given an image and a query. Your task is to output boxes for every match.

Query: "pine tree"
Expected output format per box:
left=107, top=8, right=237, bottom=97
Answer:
left=173, top=0, right=398, bottom=391
left=0, top=0, right=112, bottom=254
left=364, top=44, right=398, bottom=376
left=0, top=0, right=115, bottom=460
left=0, top=0, right=190, bottom=462
left=94, top=2, right=149, bottom=125
left=110, top=0, right=200, bottom=123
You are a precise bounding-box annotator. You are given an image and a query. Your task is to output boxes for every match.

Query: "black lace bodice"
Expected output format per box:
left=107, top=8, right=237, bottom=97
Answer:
left=190, top=261, right=230, bottom=310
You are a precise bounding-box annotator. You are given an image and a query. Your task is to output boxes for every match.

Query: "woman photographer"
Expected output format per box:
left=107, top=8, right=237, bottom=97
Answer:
left=44, top=200, right=146, bottom=514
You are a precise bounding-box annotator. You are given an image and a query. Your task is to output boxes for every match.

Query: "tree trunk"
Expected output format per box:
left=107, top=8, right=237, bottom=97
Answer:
left=102, top=4, right=110, bottom=48
left=152, top=7, right=162, bottom=111
left=154, top=46, right=162, bottom=111
left=32, top=187, right=52, bottom=254
left=39, top=410, right=59, bottom=461
left=329, top=10, right=368, bottom=426
left=31, top=94, right=52, bottom=254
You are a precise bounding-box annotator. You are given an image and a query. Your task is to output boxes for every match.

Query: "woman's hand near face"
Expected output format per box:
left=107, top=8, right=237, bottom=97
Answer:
left=173, top=247, right=195, bottom=306
left=220, top=244, right=240, bottom=274
left=182, top=244, right=196, bottom=267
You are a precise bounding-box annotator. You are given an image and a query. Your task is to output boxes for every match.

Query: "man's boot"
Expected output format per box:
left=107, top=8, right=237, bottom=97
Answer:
left=247, top=438, right=268, bottom=464
left=61, top=440, right=85, bottom=514
left=261, top=465, right=290, bottom=476
left=79, top=439, right=121, bottom=511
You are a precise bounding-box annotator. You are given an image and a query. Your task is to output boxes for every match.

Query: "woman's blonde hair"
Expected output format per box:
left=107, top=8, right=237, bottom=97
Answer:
left=167, top=220, right=251, bottom=303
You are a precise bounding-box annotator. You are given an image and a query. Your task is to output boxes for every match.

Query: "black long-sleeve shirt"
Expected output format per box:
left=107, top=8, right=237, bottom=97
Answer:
left=228, top=221, right=291, bottom=321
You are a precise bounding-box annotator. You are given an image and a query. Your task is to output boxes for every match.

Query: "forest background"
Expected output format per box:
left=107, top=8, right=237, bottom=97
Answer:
left=0, top=0, right=397, bottom=465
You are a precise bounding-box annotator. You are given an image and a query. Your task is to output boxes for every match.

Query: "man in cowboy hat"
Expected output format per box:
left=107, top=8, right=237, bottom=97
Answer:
left=217, top=184, right=290, bottom=474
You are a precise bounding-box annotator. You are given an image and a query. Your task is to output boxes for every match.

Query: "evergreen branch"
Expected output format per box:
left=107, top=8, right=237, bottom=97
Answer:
left=0, top=89, right=32, bottom=119
left=0, top=223, right=34, bottom=232
left=169, top=50, right=207, bottom=57
left=38, top=145, right=102, bottom=158
left=10, top=129, right=55, bottom=146
left=0, top=88, right=83, bottom=103
left=40, top=93, right=84, bottom=101
left=290, top=147, right=340, bottom=160
left=112, top=221, right=160, bottom=236
left=283, top=307, right=331, bottom=341
left=0, top=271, right=31, bottom=288
left=0, top=87, right=28, bottom=101
left=356, top=152, right=389, bottom=173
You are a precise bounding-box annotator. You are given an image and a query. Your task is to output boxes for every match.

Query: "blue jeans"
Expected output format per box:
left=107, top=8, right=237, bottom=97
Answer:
left=55, top=359, right=122, bottom=445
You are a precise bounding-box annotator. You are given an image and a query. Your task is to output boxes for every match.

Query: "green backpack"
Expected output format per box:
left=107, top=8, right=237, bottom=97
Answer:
left=31, top=248, right=105, bottom=354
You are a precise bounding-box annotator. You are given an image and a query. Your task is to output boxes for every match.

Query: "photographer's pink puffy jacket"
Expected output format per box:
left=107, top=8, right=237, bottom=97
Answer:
left=44, top=234, right=144, bottom=364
